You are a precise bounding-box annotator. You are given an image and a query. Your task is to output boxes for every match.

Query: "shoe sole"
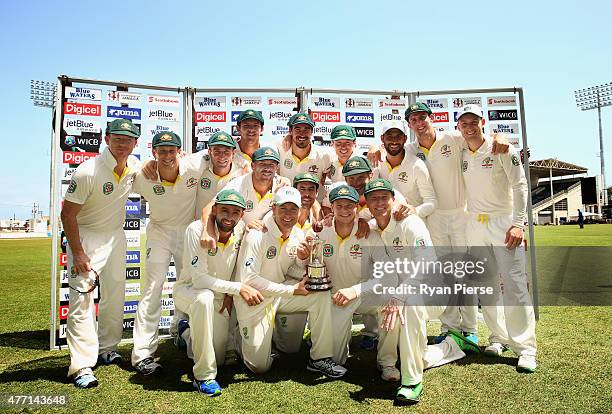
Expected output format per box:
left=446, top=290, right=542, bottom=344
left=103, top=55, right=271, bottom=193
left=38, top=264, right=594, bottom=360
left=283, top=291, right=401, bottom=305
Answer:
left=516, top=366, right=536, bottom=374
left=74, top=378, right=98, bottom=389
left=306, top=365, right=346, bottom=379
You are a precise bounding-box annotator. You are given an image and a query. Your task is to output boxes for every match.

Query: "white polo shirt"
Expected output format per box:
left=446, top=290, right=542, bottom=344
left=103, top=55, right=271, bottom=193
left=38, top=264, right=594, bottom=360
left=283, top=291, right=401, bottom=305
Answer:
left=374, top=150, right=437, bottom=218
left=174, top=219, right=245, bottom=300
left=225, top=173, right=282, bottom=224
left=277, top=143, right=332, bottom=184
left=408, top=131, right=466, bottom=212
left=461, top=135, right=528, bottom=228
left=132, top=155, right=201, bottom=227
left=64, top=147, right=140, bottom=232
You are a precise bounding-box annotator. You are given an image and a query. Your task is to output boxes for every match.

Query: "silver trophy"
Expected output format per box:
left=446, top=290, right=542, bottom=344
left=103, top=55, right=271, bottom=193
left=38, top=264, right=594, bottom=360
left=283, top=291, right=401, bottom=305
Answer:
left=306, top=235, right=331, bottom=291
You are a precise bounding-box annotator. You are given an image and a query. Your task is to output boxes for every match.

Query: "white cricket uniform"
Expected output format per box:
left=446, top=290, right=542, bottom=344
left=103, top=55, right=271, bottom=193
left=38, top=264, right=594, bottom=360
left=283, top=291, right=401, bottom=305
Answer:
left=373, top=215, right=465, bottom=385
left=64, top=148, right=140, bottom=377
left=408, top=132, right=477, bottom=334
left=373, top=151, right=437, bottom=218
left=314, top=222, right=400, bottom=365
left=234, top=214, right=334, bottom=374
left=319, top=149, right=360, bottom=203
left=225, top=173, right=282, bottom=224
left=130, top=156, right=202, bottom=365
left=192, top=152, right=246, bottom=218
left=278, top=144, right=332, bottom=190
left=462, top=136, right=536, bottom=357
left=173, top=219, right=245, bottom=380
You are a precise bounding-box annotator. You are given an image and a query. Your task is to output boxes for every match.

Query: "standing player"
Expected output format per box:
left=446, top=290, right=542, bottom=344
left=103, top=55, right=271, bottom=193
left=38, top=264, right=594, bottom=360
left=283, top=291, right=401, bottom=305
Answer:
left=234, top=187, right=347, bottom=378
left=130, top=131, right=202, bottom=375
left=174, top=189, right=263, bottom=396
left=234, top=109, right=265, bottom=167
left=365, top=178, right=474, bottom=403
left=458, top=105, right=537, bottom=372
left=61, top=118, right=141, bottom=388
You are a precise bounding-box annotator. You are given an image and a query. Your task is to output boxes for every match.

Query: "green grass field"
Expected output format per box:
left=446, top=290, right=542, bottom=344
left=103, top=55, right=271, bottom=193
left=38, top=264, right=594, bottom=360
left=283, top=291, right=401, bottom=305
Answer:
left=0, top=225, right=611, bottom=413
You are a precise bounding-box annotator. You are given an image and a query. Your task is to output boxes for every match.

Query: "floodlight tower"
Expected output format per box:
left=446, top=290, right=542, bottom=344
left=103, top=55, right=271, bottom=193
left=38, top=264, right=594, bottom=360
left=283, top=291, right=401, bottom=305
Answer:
left=574, top=82, right=612, bottom=206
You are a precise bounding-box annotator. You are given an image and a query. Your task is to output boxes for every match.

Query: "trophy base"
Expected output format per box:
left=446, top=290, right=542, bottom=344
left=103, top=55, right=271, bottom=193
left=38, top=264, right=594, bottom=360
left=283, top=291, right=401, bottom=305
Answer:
left=306, top=276, right=332, bottom=292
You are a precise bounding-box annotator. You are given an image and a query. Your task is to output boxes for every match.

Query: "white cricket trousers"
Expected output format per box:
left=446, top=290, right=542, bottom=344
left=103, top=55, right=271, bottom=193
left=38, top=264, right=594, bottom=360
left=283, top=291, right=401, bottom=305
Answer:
left=173, top=287, right=229, bottom=380
left=466, top=213, right=537, bottom=357
left=427, top=209, right=479, bottom=335
left=67, top=228, right=126, bottom=377
left=399, top=305, right=466, bottom=386
left=131, top=223, right=186, bottom=366
left=235, top=291, right=334, bottom=374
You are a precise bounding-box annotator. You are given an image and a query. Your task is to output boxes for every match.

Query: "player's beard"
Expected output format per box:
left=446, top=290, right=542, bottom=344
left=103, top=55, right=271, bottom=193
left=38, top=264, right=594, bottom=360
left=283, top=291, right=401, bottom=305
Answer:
left=215, top=216, right=236, bottom=233
left=384, top=143, right=404, bottom=157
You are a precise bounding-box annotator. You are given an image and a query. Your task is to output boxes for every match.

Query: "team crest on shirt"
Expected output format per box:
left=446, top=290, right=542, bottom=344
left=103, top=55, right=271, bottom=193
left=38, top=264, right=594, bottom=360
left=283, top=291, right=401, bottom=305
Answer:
left=416, top=152, right=426, bottom=162
left=349, top=243, right=362, bottom=258
left=288, top=246, right=297, bottom=257
left=323, top=243, right=333, bottom=257
left=102, top=182, right=114, bottom=195
left=208, top=247, right=218, bottom=256
left=153, top=185, right=165, bottom=195
left=242, top=327, right=249, bottom=339
left=308, top=165, right=319, bottom=174
left=245, top=200, right=254, bottom=211
left=511, top=154, right=520, bottom=166
left=392, top=237, right=404, bottom=252
left=280, top=316, right=287, bottom=327
left=440, top=144, right=451, bottom=157
left=398, top=172, right=408, bottom=183
left=234, top=240, right=241, bottom=251
left=200, top=177, right=212, bottom=190
left=67, top=180, right=77, bottom=194
left=415, top=237, right=427, bottom=248
left=186, top=177, right=198, bottom=189
left=462, top=160, right=468, bottom=172
left=481, top=157, right=494, bottom=169
left=284, top=158, right=294, bottom=169
left=266, top=246, right=277, bottom=259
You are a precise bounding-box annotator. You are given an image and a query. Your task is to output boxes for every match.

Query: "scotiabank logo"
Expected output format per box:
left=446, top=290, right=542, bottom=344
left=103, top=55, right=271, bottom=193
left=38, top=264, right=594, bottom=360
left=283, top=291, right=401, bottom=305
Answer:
left=195, top=111, right=226, bottom=123
left=62, top=151, right=99, bottom=164
left=311, top=111, right=340, bottom=123
left=431, top=112, right=449, bottom=123
left=64, top=102, right=101, bottom=116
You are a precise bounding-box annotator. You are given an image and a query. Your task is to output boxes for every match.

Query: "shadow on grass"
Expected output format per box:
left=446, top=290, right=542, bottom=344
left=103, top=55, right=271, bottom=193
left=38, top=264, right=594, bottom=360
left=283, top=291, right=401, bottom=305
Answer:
left=0, top=354, right=69, bottom=385
left=0, top=329, right=50, bottom=350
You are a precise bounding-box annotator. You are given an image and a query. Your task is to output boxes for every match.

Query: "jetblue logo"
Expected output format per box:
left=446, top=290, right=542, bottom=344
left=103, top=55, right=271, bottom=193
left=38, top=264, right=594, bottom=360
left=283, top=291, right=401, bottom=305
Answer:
left=346, top=112, right=374, bottom=124
left=124, top=301, right=139, bottom=314
left=126, top=251, right=141, bottom=264
left=107, top=106, right=141, bottom=120
left=231, top=111, right=241, bottom=122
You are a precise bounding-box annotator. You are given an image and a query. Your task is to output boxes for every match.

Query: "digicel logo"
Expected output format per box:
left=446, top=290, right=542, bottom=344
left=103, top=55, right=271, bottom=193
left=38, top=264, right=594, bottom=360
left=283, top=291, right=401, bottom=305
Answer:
left=431, top=112, right=449, bottom=123
left=59, top=253, right=67, bottom=266
left=63, top=102, right=101, bottom=116
left=195, top=111, right=226, bottom=122
left=310, top=111, right=340, bottom=123
left=63, top=151, right=99, bottom=164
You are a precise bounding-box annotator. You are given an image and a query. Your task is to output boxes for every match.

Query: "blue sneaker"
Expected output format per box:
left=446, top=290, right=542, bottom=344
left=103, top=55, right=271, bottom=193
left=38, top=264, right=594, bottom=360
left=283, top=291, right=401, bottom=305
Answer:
left=433, top=332, right=448, bottom=344
left=359, top=335, right=378, bottom=351
left=463, top=331, right=478, bottom=345
left=174, top=319, right=189, bottom=349
left=97, top=350, right=122, bottom=365
left=73, top=368, right=98, bottom=389
left=193, top=379, right=222, bottom=396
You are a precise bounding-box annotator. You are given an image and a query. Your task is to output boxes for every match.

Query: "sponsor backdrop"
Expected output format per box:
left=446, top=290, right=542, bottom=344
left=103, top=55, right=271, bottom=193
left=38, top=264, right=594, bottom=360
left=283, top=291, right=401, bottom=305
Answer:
left=52, top=79, right=527, bottom=348
left=56, top=83, right=184, bottom=347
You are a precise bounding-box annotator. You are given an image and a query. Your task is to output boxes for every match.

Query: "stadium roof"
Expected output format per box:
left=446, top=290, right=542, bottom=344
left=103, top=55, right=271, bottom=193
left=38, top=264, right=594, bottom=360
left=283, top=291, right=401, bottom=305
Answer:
left=529, top=158, right=588, bottom=178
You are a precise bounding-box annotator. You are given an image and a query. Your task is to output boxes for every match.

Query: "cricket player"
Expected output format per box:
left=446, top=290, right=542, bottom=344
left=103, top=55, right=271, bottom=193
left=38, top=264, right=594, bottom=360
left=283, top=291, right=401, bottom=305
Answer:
left=374, top=120, right=437, bottom=219
left=130, top=131, right=204, bottom=375
left=458, top=104, right=537, bottom=373
left=277, top=112, right=332, bottom=187
left=61, top=118, right=141, bottom=388
left=365, top=178, right=474, bottom=403
left=317, top=184, right=401, bottom=381
left=234, top=187, right=347, bottom=378
left=173, top=189, right=262, bottom=396
left=234, top=109, right=265, bottom=167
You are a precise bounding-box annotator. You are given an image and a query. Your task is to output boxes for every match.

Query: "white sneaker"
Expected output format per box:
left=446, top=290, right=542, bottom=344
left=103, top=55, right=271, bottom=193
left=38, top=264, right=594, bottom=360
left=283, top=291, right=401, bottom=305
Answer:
left=380, top=365, right=400, bottom=382
left=517, top=355, right=537, bottom=373
left=484, top=342, right=507, bottom=357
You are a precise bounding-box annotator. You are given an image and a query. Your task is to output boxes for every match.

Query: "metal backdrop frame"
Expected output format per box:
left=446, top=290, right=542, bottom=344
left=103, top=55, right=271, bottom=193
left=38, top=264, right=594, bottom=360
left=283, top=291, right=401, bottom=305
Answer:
left=49, top=75, right=538, bottom=349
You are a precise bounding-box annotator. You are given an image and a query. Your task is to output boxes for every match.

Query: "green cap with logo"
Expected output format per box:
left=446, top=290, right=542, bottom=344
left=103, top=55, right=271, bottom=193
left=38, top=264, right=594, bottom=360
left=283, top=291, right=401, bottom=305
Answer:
left=208, top=131, right=237, bottom=148
left=404, top=102, right=433, bottom=120
left=288, top=112, right=315, bottom=128
left=331, top=125, right=356, bottom=141
left=152, top=131, right=181, bottom=148
left=342, top=156, right=372, bottom=176
left=214, top=189, right=246, bottom=209
left=364, top=178, right=395, bottom=196
left=293, top=172, right=320, bottom=188
left=236, top=109, right=264, bottom=125
left=106, top=118, right=140, bottom=138
left=252, top=146, right=280, bottom=163
left=329, top=184, right=359, bottom=203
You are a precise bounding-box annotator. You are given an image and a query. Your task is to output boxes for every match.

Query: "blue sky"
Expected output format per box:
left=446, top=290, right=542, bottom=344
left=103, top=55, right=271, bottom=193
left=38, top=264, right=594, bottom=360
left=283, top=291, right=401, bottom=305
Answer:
left=1, top=0, right=611, bottom=218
